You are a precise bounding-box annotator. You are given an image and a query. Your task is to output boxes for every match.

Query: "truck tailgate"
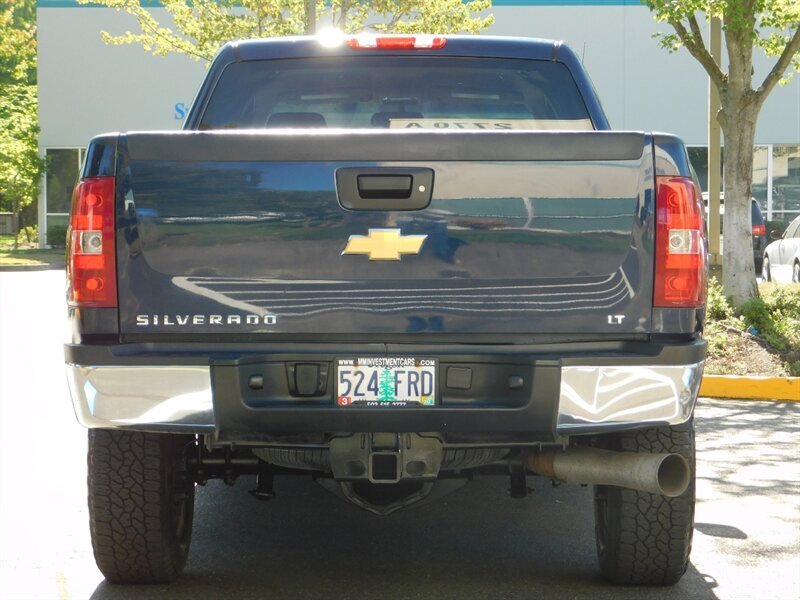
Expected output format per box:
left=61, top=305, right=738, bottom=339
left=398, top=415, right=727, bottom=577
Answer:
left=116, top=130, right=654, bottom=336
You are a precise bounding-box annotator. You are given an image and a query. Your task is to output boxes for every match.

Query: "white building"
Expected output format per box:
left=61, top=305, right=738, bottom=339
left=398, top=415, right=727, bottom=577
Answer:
left=37, top=0, right=800, bottom=244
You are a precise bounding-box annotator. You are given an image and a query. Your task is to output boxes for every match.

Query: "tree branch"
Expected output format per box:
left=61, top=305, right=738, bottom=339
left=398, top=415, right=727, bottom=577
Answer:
left=387, top=12, right=405, bottom=29
left=687, top=13, right=705, bottom=46
left=755, top=28, right=800, bottom=106
left=669, top=17, right=726, bottom=89
left=122, top=12, right=211, bottom=62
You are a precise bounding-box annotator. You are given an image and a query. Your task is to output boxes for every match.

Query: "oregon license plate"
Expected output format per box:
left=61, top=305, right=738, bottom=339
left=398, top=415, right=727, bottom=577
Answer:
left=336, top=358, right=436, bottom=407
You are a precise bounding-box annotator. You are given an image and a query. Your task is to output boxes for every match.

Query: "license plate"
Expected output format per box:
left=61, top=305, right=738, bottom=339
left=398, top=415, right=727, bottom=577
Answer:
left=336, top=358, right=436, bottom=407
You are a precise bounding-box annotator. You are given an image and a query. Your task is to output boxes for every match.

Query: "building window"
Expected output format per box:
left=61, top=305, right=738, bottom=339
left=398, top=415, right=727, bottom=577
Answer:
left=772, top=145, right=800, bottom=228
left=687, top=146, right=717, bottom=194
left=687, top=144, right=777, bottom=214
left=752, top=145, right=769, bottom=214
left=44, top=148, right=81, bottom=246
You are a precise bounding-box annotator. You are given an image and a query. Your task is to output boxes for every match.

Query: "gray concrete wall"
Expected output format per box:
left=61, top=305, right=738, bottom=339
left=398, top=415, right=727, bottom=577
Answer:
left=37, top=4, right=799, bottom=147
left=37, top=8, right=206, bottom=148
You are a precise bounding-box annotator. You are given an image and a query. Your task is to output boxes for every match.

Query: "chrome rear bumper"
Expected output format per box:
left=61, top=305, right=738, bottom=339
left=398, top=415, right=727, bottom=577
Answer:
left=556, top=363, right=703, bottom=433
left=66, top=361, right=703, bottom=436
left=66, top=364, right=214, bottom=432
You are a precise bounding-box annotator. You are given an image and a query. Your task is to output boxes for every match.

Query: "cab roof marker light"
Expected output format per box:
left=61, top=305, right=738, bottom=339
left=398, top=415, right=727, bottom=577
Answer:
left=346, top=35, right=447, bottom=50
left=348, top=34, right=378, bottom=49
left=411, top=35, right=445, bottom=49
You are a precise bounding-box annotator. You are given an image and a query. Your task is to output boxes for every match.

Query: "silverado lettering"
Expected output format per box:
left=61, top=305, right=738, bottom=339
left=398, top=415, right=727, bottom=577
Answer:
left=135, top=314, right=278, bottom=326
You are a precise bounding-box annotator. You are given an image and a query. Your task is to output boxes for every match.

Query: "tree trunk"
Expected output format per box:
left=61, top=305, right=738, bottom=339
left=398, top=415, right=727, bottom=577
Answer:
left=720, top=107, right=759, bottom=307
left=718, top=14, right=759, bottom=309
left=12, top=197, right=20, bottom=251
left=19, top=210, right=30, bottom=244
left=305, top=0, right=316, bottom=35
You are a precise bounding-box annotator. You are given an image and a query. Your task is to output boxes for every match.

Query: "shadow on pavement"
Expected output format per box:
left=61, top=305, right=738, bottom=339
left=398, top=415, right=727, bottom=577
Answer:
left=695, top=399, right=800, bottom=504
left=695, top=522, right=748, bottom=540
left=88, top=474, right=719, bottom=600
left=692, top=399, right=800, bottom=572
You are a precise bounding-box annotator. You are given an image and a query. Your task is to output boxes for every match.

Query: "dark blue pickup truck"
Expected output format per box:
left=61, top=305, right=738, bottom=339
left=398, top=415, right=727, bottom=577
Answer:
left=65, top=34, right=707, bottom=587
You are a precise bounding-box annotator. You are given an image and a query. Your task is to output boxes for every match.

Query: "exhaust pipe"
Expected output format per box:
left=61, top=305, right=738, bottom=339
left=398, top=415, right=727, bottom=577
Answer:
left=527, top=447, right=690, bottom=497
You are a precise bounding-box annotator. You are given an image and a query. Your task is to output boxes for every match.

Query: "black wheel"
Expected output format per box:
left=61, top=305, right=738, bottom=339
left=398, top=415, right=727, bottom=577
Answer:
left=88, top=429, right=196, bottom=583
left=763, top=255, right=771, bottom=281
left=593, top=421, right=695, bottom=586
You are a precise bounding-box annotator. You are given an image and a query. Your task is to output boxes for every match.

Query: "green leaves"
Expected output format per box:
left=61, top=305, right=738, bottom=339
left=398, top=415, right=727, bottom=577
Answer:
left=78, top=0, right=495, bottom=62
left=643, top=0, right=799, bottom=88
left=651, top=31, right=683, bottom=53
left=0, top=1, right=37, bottom=86
left=370, top=0, right=494, bottom=35
left=0, top=0, right=45, bottom=224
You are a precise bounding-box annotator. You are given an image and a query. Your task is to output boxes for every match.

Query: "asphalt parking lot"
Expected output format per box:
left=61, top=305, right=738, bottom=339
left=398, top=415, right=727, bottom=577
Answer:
left=0, top=270, right=798, bottom=600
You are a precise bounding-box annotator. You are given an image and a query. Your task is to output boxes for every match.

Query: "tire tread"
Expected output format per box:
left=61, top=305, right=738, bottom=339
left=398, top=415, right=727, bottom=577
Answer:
left=595, top=422, right=695, bottom=586
left=88, top=429, right=194, bottom=584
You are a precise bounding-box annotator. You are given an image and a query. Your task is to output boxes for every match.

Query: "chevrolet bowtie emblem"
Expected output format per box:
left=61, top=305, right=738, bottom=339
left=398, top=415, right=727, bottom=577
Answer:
left=342, top=229, right=427, bottom=261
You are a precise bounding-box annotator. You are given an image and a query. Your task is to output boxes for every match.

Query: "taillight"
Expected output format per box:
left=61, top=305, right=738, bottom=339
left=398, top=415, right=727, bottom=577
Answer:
left=654, top=176, right=706, bottom=307
left=346, top=35, right=447, bottom=50
left=752, top=224, right=766, bottom=236
left=67, top=176, right=117, bottom=308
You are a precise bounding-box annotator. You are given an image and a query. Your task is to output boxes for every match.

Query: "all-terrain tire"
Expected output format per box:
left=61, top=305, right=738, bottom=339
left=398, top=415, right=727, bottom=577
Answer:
left=88, top=429, right=196, bottom=584
left=593, top=421, right=695, bottom=586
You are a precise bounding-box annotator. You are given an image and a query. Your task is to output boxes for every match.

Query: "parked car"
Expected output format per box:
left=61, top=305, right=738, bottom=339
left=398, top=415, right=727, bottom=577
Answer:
left=702, top=192, right=768, bottom=274
left=763, top=216, right=800, bottom=283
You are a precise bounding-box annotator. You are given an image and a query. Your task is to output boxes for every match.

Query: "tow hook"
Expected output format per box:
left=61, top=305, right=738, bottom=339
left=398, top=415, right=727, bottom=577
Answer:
left=329, top=433, right=444, bottom=484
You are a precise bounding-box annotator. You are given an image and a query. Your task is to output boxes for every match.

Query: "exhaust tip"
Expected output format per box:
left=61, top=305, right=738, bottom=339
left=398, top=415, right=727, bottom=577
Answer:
left=658, top=454, right=691, bottom=497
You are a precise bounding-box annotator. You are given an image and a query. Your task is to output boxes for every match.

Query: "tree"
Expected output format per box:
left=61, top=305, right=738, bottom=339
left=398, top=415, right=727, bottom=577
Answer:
left=643, top=0, right=799, bottom=307
left=377, top=369, right=396, bottom=402
left=0, top=0, right=45, bottom=248
left=77, top=0, right=494, bottom=63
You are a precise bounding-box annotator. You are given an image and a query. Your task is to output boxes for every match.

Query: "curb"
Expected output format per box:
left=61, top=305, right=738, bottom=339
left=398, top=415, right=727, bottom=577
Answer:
left=700, top=375, right=800, bottom=401
left=0, top=262, right=65, bottom=272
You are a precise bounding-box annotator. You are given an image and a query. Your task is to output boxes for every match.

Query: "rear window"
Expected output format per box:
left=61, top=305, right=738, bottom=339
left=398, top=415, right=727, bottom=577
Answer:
left=198, top=56, right=593, bottom=131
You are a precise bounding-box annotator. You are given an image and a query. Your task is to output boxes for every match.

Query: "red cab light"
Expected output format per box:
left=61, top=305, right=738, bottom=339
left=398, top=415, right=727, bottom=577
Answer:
left=67, top=176, right=117, bottom=308
left=654, top=176, right=707, bottom=308
left=752, top=224, right=766, bottom=236
left=347, top=35, right=447, bottom=50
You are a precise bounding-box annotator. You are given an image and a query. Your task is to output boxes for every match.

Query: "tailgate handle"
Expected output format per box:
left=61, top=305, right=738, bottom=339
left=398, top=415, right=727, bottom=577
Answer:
left=357, top=175, right=412, bottom=199
left=336, top=167, right=433, bottom=211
